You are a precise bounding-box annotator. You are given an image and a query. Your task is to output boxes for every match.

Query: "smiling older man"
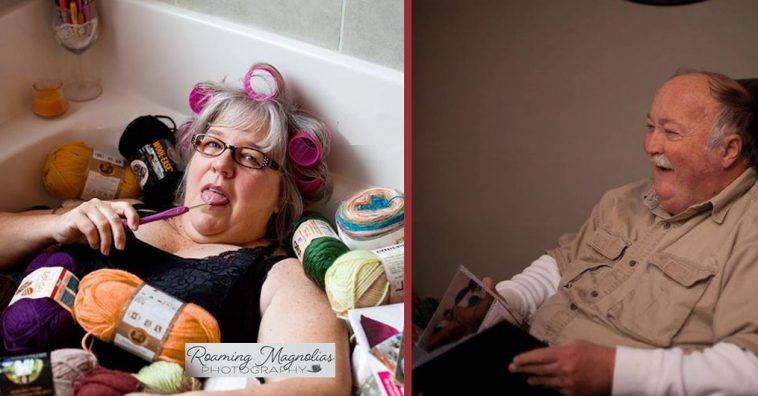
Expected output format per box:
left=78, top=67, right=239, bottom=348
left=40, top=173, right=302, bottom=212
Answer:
left=497, top=71, right=758, bottom=395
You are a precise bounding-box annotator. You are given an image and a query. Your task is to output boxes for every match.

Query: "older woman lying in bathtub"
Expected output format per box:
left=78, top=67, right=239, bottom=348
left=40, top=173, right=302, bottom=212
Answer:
left=0, top=63, right=350, bottom=396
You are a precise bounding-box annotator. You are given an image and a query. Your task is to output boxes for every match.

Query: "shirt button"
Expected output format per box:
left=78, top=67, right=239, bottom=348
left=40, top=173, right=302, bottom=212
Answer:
left=629, top=260, right=637, bottom=267
left=591, top=290, right=599, bottom=298
left=570, top=303, right=578, bottom=310
left=663, top=222, right=671, bottom=229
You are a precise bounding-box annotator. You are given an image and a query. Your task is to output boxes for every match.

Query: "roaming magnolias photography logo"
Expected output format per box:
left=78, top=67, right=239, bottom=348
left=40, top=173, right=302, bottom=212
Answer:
left=184, top=343, right=336, bottom=377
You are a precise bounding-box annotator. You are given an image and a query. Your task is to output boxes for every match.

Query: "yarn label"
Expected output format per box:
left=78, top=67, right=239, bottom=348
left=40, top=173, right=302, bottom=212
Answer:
left=292, top=219, right=340, bottom=262
left=81, top=150, right=125, bottom=200
left=114, top=284, right=185, bottom=362
left=0, top=352, right=54, bottom=396
left=130, top=139, right=180, bottom=189
left=9, top=267, right=79, bottom=313
left=372, top=243, right=404, bottom=303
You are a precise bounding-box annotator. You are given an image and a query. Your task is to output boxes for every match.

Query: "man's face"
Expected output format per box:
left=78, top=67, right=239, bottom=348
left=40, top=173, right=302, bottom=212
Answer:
left=644, top=74, right=724, bottom=215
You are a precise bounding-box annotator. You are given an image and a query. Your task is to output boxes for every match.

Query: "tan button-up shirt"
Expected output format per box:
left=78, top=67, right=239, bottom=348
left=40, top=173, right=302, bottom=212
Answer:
left=530, top=168, right=758, bottom=355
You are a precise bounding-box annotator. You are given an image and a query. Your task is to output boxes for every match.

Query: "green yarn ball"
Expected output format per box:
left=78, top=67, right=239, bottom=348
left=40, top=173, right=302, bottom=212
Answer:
left=304, top=236, right=350, bottom=289
left=133, top=361, right=201, bottom=394
left=289, top=211, right=350, bottom=289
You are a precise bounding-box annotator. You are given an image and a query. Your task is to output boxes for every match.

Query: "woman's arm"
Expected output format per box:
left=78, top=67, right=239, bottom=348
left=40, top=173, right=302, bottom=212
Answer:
left=251, top=258, right=351, bottom=395
left=0, top=210, right=59, bottom=270
left=0, top=199, right=140, bottom=271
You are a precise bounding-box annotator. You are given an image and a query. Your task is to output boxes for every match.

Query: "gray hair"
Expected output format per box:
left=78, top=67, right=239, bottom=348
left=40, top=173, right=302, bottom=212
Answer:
left=675, top=69, right=757, bottom=167
left=175, top=63, right=333, bottom=241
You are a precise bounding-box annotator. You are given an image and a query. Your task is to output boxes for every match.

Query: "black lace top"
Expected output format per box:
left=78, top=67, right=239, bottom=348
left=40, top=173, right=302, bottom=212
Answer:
left=63, top=232, right=286, bottom=341
left=60, top=231, right=287, bottom=370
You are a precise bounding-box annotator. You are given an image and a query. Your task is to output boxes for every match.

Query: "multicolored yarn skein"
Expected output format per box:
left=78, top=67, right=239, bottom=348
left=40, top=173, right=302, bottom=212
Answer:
left=289, top=212, right=350, bottom=289
left=134, top=361, right=202, bottom=394
left=1, top=252, right=82, bottom=353
left=335, top=187, right=404, bottom=250
left=72, top=269, right=221, bottom=366
left=73, top=367, right=141, bottom=396
left=42, top=141, right=141, bottom=200
left=51, top=348, right=99, bottom=396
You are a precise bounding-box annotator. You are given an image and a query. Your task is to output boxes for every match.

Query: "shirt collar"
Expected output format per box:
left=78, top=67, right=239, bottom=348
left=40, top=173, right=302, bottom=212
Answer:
left=641, top=168, right=757, bottom=223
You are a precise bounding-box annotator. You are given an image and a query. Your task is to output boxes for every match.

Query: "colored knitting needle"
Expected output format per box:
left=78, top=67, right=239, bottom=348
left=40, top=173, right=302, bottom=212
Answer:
left=122, top=202, right=208, bottom=228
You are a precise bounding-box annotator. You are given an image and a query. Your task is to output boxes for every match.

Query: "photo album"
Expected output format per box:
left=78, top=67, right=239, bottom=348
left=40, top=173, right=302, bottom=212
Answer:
left=412, top=266, right=558, bottom=396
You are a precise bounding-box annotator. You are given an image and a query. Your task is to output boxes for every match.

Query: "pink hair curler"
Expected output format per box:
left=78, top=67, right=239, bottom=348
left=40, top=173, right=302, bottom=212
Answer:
left=294, top=171, right=322, bottom=192
left=287, top=131, right=321, bottom=167
left=243, top=65, right=279, bottom=102
left=188, top=85, right=211, bottom=114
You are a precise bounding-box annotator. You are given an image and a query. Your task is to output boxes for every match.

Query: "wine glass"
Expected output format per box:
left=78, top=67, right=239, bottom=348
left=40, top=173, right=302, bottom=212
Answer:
left=53, top=1, right=102, bottom=102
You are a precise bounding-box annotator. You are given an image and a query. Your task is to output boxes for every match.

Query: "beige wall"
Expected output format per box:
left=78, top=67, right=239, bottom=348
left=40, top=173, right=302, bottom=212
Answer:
left=412, top=0, right=758, bottom=298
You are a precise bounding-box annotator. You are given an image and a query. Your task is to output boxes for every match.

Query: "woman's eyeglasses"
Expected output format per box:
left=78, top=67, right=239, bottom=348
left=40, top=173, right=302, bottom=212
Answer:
left=191, top=134, right=280, bottom=170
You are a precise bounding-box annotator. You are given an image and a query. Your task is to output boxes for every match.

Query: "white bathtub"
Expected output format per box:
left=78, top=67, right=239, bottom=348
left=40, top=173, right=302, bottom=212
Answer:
left=0, top=0, right=404, bottom=215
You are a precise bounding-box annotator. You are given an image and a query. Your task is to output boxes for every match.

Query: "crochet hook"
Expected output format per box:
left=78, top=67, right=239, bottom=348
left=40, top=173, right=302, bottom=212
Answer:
left=122, top=202, right=208, bottom=228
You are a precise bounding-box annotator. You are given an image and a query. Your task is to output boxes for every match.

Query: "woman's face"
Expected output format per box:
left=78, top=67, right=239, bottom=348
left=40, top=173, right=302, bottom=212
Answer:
left=180, top=125, right=282, bottom=245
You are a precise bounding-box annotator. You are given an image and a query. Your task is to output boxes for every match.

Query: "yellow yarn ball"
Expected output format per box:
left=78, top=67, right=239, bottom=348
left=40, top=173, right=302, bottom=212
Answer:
left=42, top=141, right=141, bottom=200
left=324, top=250, right=390, bottom=318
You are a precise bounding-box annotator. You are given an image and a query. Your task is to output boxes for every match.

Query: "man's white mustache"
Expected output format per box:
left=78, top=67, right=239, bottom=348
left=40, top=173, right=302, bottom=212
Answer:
left=650, top=154, right=673, bottom=170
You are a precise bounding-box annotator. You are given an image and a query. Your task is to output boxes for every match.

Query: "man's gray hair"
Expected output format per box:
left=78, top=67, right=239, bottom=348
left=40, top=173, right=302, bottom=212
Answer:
left=676, top=70, right=758, bottom=167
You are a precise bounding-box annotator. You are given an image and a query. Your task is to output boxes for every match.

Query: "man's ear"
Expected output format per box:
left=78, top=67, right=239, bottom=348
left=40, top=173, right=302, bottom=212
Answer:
left=720, top=133, right=743, bottom=168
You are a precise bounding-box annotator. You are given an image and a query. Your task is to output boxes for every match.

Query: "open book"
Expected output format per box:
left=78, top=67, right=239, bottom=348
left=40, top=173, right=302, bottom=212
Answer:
left=412, top=266, right=558, bottom=396
left=416, top=266, right=527, bottom=353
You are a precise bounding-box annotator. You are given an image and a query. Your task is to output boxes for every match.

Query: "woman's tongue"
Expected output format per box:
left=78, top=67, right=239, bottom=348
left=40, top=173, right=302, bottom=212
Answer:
left=201, top=189, right=230, bottom=206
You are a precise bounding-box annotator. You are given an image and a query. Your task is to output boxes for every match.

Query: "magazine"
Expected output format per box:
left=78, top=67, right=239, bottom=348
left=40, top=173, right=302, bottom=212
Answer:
left=412, top=266, right=558, bottom=396
left=416, top=265, right=526, bottom=354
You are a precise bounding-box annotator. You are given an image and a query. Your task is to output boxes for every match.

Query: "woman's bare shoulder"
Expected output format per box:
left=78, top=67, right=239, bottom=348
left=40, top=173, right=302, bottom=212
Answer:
left=260, top=257, right=322, bottom=309
left=267, top=257, right=308, bottom=284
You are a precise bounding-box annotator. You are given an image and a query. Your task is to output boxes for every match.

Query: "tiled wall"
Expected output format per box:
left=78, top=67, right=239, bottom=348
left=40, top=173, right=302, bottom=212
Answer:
left=160, top=0, right=404, bottom=70
left=0, top=0, right=404, bottom=70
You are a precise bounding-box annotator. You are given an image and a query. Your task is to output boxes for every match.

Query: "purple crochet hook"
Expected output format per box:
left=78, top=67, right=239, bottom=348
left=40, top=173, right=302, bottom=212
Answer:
left=122, top=202, right=207, bottom=228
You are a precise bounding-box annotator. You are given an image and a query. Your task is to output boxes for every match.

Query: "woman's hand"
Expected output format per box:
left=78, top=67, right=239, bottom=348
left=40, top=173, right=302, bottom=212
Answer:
left=50, top=198, right=141, bottom=255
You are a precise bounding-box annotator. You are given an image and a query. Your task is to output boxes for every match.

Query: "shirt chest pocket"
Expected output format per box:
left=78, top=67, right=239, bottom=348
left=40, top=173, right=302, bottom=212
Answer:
left=605, top=252, right=715, bottom=347
left=562, top=228, right=627, bottom=311
left=573, top=228, right=628, bottom=269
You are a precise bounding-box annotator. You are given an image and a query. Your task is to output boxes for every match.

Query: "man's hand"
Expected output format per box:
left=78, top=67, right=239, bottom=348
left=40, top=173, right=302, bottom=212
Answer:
left=509, top=340, right=615, bottom=396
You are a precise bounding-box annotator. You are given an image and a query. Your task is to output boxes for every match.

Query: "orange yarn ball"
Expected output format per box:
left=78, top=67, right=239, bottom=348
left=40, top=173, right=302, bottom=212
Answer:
left=72, top=269, right=220, bottom=366
left=42, top=142, right=141, bottom=200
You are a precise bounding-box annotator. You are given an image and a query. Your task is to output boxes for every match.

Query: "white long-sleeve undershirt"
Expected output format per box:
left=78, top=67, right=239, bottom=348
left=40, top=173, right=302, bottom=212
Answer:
left=496, top=254, right=758, bottom=396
